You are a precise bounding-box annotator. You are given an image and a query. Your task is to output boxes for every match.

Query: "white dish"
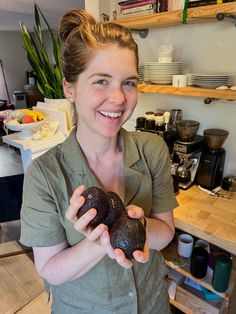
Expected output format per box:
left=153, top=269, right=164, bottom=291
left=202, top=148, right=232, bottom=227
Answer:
left=150, top=80, right=172, bottom=84
left=4, top=118, right=45, bottom=132
left=144, top=62, right=183, bottom=65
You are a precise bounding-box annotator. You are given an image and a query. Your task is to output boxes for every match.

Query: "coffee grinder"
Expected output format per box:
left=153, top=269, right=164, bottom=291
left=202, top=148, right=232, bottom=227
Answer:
left=196, top=129, right=229, bottom=190
left=172, top=120, right=204, bottom=190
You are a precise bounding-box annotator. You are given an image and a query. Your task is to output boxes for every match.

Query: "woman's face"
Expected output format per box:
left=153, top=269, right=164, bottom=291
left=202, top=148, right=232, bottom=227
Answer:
left=65, top=45, right=138, bottom=139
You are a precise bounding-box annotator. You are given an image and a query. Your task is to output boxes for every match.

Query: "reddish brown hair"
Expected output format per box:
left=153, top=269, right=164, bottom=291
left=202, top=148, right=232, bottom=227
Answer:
left=58, top=9, right=138, bottom=83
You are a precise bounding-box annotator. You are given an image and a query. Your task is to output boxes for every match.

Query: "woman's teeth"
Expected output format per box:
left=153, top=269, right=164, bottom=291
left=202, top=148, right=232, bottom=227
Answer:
left=100, top=111, right=122, bottom=118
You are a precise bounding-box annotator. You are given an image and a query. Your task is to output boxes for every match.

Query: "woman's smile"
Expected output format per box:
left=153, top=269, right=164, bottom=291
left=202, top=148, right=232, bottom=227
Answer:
left=99, top=111, right=122, bottom=118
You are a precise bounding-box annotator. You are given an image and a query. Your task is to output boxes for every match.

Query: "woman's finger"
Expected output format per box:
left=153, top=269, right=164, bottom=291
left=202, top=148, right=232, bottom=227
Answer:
left=133, top=240, right=150, bottom=263
left=69, top=185, right=86, bottom=207
left=66, top=196, right=85, bottom=222
left=100, top=230, right=115, bottom=259
left=65, top=185, right=86, bottom=222
left=114, top=249, right=133, bottom=269
left=126, top=205, right=144, bottom=219
left=86, top=224, right=107, bottom=242
left=73, top=208, right=97, bottom=232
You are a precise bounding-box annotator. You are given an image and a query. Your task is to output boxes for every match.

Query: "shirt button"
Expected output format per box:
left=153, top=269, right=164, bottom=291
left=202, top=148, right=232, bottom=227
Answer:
left=128, top=292, right=134, bottom=298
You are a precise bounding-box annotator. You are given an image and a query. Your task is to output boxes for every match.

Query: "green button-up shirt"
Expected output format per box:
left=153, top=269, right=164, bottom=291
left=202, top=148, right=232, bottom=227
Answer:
left=20, top=128, right=178, bottom=314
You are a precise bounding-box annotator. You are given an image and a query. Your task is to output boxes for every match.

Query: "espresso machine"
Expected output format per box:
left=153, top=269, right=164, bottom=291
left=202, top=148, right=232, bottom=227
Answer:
left=172, top=120, right=204, bottom=190
left=135, top=114, right=204, bottom=190
left=172, top=136, right=205, bottom=189
left=196, top=129, right=229, bottom=190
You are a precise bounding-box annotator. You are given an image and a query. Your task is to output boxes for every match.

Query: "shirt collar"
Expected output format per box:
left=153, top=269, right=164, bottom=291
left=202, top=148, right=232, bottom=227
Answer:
left=61, top=127, right=142, bottom=205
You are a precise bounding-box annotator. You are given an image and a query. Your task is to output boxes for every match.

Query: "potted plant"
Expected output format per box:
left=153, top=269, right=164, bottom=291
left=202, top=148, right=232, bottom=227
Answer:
left=19, top=3, right=63, bottom=99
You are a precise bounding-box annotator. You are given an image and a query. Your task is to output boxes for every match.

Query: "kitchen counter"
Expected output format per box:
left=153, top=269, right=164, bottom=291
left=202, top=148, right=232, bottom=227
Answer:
left=175, top=185, right=236, bottom=255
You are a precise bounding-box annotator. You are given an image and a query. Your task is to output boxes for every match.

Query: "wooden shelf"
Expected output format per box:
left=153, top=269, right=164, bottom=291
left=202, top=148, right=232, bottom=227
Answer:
left=168, top=281, right=226, bottom=314
left=138, top=83, right=236, bottom=101
left=162, top=243, right=235, bottom=301
left=114, top=3, right=236, bottom=29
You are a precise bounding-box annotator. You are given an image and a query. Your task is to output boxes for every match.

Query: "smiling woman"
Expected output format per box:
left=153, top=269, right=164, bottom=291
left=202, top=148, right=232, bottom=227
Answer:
left=20, top=8, right=177, bottom=314
left=63, top=45, right=138, bottom=140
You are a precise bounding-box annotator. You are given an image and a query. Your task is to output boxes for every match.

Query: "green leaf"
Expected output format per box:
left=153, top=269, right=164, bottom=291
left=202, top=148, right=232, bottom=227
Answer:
left=19, top=4, right=63, bottom=99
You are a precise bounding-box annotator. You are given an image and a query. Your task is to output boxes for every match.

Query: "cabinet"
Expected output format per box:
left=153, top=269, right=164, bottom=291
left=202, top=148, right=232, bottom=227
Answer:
left=114, top=3, right=236, bottom=101
left=164, top=185, right=236, bottom=313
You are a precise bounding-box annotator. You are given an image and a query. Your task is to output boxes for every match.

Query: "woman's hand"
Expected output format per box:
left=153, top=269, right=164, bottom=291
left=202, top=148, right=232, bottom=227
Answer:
left=65, top=185, right=108, bottom=242
left=66, top=187, right=149, bottom=267
left=126, top=204, right=150, bottom=264
left=100, top=204, right=150, bottom=268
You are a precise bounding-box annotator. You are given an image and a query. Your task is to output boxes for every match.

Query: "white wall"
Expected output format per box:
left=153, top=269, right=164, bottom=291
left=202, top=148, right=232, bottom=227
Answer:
left=123, top=21, right=236, bottom=177
left=0, top=31, right=29, bottom=101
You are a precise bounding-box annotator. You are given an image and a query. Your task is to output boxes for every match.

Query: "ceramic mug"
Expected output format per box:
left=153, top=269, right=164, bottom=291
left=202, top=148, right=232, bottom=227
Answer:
left=172, top=74, right=188, bottom=87
left=178, top=233, right=194, bottom=258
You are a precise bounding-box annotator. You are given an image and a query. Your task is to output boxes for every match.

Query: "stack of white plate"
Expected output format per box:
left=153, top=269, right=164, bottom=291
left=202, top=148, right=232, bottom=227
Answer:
left=188, top=73, right=236, bottom=89
left=138, top=65, right=144, bottom=83
left=144, top=62, right=183, bottom=85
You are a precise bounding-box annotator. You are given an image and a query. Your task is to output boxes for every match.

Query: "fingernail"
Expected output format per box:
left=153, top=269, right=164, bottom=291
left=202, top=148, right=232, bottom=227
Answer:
left=90, top=208, right=96, bottom=216
left=115, top=250, right=122, bottom=257
left=99, top=224, right=105, bottom=231
left=129, top=209, right=135, bottom=216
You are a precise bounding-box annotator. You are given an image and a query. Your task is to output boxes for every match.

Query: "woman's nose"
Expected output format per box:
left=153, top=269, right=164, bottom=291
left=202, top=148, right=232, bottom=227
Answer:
left=108, top=87, right=125, bottom=104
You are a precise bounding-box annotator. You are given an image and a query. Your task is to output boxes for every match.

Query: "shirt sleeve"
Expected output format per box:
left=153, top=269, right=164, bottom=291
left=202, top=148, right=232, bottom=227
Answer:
left=146, top=135, right=178, bottom=214
left=20, top=159, right=66, bottom=247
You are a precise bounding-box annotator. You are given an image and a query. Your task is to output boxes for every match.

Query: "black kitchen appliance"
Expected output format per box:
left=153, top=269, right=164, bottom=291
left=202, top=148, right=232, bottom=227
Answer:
left=196, top=129, right=229, bottom=190
left=172, top=135, right=204, bottom=190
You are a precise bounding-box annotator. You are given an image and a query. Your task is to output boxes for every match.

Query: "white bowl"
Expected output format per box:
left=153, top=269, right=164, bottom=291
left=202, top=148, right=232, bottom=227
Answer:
left=4, top=118, right=45, bottom=132
left=4, top=119, right=45, bottom=139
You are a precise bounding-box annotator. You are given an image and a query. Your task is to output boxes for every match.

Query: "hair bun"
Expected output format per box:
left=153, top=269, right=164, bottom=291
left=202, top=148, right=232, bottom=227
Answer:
left=59, top=9, right=96, bottom=43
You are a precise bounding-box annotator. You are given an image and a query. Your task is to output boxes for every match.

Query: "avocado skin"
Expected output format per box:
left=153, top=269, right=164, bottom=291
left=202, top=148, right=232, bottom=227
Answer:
left=77, top=187, right=110, bottom=228
left=109, top=215, right=146, bottom=259
left=103, top=191, right=127, bottom=227
left=77, top=187, right=146, bottom=259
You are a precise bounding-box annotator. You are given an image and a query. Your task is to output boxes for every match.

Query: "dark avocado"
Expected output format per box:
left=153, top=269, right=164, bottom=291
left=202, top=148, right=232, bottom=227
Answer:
left=103, top=191, right=127, bottom=227
left=109, top=215, right=146, bottom=259
left=77, top=186, right=110, bottom=228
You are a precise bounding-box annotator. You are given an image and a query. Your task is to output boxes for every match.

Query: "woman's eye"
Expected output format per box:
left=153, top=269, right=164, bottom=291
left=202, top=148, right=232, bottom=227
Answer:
left=123, top=80, right=138, bottom=88
left=95, top=79, right=108, bottom=85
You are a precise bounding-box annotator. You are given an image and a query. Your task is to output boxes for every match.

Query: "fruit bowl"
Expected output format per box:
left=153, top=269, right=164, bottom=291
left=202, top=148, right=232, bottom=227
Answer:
left=3, top=109, right=46, bottom=139
left=4, top=118, right=46, bottom=139
left=4, top=118, right=45, bottom=132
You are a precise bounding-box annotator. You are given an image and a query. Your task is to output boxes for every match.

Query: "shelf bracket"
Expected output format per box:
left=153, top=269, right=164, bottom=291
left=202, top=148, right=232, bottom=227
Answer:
left=129, top=28, right=149, bottom=38
left=216, top=12, right=236, bottom=27
left=204, top=97, right=219, bottom=104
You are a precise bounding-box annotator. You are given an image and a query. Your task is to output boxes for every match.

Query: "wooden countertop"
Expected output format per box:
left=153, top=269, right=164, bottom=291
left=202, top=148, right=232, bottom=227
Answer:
left=174, top=185, right=236, bottom=255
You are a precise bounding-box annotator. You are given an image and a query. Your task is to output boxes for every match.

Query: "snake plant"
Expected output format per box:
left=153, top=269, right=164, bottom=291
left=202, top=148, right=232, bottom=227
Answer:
left=20, top=3, right=64, bottom=99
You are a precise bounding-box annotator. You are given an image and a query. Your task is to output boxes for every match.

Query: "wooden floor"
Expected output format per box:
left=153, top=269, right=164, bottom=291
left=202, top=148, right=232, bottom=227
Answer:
left=0, top=221, right=51, bottom=314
